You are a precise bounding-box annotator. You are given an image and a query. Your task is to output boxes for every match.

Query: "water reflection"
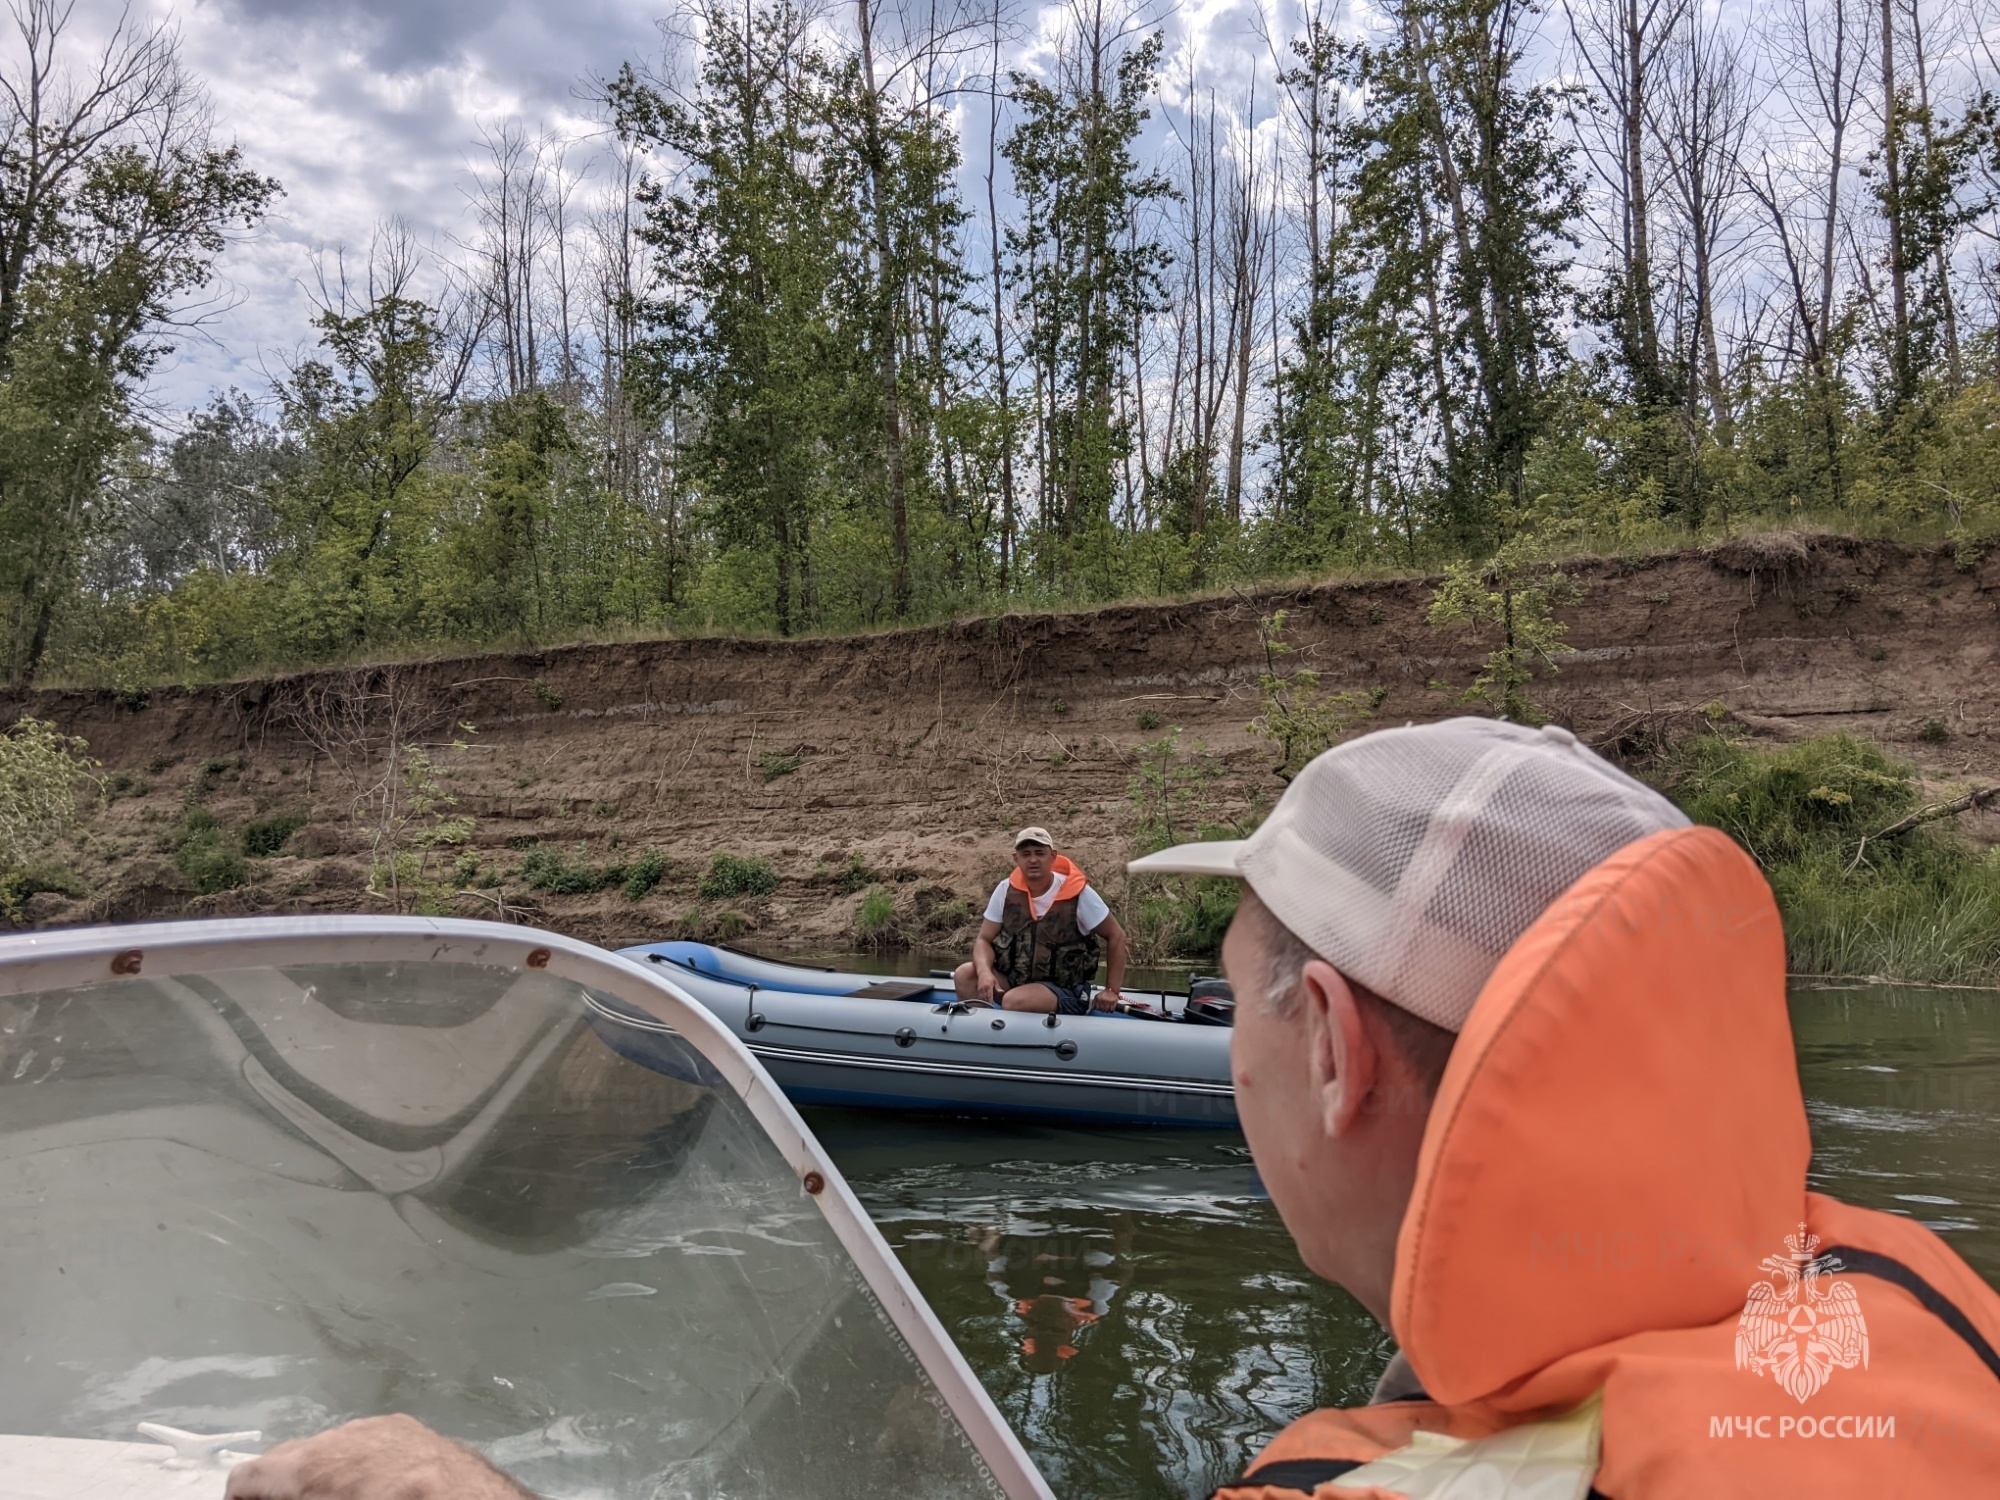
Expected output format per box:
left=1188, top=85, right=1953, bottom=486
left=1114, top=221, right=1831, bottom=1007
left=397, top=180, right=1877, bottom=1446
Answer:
left=1792, top=983, right=2000, bottom=1274
left=803, top=978, right=2000, bottom=1499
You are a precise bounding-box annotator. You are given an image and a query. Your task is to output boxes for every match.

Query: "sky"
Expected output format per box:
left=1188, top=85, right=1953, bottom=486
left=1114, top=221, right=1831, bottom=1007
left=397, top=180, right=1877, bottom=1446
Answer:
left=100, top=0, right=1290, bottom=420
left=125, top=0, right=679, bottom=413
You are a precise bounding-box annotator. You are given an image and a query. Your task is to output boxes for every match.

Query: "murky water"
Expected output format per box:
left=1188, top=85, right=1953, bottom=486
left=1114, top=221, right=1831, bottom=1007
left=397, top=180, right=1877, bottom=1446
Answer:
left=781, top=955, right=2000, bottom=1498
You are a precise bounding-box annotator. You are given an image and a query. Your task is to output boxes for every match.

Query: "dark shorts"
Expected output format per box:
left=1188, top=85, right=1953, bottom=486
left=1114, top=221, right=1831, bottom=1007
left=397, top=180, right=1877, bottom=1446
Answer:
left=1046, top=982, right=1093, bottom=1016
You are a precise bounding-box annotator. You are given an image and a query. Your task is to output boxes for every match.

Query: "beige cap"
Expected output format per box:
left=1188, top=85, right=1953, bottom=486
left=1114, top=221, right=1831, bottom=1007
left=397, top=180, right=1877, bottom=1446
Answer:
left=1127, top=717, right=1687, bottom=1030
left=1013, top=826, right=1055, bottom=849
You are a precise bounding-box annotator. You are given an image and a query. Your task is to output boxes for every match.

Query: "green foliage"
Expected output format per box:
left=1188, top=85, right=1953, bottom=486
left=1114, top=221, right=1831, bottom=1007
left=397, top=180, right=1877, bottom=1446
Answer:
left=756, top=750, right=802, bottom=781
left=0, top=718, right=98, bottom=871
left=621, top=846, right=671, bottom=902
left=1247, top=611, right=1382, bottom=781
left=0, top=860, right=89, bottom=919
left=833, top=853, right=879, bottom=893
left=365, top=741, right=478, bottom=914
left=241, top=811, right=307, bottom=857
left=1651, top=732, right=2000, bottom=986
left=1124, top=730, right=1248, bottom=960
left=698, top=851, right=779, bottom=900
left=531, top=678, right=563, bottom=710
left=855, top=886, right=899, bottom=944
left=171, top=808, right=247, bottom=895
left=520, top=846, right=620, bottom=896
left=1428, top=543, right=1582, bottom=723
left=1136, top=711, right=1161, bottom=731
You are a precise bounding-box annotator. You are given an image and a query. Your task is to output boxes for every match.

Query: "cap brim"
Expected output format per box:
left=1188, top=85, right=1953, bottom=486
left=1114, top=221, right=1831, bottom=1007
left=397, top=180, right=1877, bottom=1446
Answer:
left=1126, top=840, right=1249, bottom=877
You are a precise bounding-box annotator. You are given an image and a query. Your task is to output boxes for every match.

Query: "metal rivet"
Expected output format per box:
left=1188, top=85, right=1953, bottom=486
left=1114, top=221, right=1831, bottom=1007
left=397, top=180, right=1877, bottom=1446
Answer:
left=802, top=1171, right=825, bottom=1195
left=110, top=949, right=143, bottom=976
left=525, top=948, right=552, bottom=970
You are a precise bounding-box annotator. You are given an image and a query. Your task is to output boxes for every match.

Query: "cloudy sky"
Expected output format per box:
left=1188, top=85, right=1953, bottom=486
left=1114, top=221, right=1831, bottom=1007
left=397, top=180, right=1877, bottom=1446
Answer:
left=117, top=0, right=668, bottom=411
left=97, top=0, right=1287, bottom=419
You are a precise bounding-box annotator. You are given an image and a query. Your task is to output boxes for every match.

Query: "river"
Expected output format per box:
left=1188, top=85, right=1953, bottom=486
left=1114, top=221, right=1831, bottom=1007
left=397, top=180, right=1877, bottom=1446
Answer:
left=781, top=956, right=2000, bottom=1498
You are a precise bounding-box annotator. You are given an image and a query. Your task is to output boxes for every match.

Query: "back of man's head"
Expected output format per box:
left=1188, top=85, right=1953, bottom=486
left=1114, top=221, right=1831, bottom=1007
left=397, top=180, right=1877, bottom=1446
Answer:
left=1135, top=716, right=1690, bottom=1038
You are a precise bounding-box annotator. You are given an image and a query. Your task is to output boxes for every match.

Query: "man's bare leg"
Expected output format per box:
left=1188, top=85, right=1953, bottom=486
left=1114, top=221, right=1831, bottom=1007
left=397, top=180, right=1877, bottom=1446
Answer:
left=1001, top=983, right=1060, bottom=1013
left=953, top=962, right=982, bottom=1001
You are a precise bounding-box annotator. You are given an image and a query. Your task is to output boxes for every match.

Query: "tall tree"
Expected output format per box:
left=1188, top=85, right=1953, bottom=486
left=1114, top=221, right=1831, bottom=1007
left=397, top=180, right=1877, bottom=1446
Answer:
left=1004, top=0, right=1171, bottom=591
left=0, top=0, right=276, bottom=681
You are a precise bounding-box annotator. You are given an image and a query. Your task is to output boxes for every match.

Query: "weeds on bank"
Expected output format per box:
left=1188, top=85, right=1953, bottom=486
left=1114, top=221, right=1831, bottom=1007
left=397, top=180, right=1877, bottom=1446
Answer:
left=1123, top=730, right=1250, bottom=961
left=1249, top=612, right=1383, bottom=780
left=1650, top=732, right=2000, bottom=986
left=0, top=718, right=99, bottom=916
left=1428, top=542, right=1581, bottom=724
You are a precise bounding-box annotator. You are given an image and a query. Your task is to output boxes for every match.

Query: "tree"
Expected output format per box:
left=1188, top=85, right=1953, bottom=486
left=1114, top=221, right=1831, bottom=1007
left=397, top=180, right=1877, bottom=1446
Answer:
left=1004, top=0, right=1171, bottom=592
left=0, top=0, right=277, bottom=681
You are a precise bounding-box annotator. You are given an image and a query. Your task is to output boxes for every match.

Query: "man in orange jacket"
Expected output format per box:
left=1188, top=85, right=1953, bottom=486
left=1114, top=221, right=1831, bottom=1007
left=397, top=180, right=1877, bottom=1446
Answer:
left=1130, top=716, right=2000, bottom=1497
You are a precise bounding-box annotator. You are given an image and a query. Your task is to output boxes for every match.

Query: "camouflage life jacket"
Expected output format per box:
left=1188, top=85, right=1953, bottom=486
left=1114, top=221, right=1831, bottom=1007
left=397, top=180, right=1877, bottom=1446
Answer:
left=992, top=856, right=1100, bottom=992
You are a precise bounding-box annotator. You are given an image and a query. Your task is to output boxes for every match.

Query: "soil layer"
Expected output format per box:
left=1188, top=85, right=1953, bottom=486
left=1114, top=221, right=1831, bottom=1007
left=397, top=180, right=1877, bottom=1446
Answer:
left=7, top=535, right=1997, bottom=950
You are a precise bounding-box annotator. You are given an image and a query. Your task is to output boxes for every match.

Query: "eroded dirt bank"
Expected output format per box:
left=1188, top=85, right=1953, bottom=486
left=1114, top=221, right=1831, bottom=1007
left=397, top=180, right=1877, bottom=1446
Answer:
left=7, top=534, right=1998, bottom=949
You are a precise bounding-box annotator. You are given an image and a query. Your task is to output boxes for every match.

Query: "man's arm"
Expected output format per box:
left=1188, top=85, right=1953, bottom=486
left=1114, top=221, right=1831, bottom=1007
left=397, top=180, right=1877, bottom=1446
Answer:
left=973, top=919, right=1003, bottom=1002
left=1093, top=913, right=1128, bottom=1009
left=225, top=1415, right=534, bottom=1500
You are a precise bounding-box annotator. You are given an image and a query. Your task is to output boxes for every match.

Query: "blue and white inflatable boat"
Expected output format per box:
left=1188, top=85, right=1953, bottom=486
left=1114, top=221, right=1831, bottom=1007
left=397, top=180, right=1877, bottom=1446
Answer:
left=612, top=941, right=1238, bottom=1126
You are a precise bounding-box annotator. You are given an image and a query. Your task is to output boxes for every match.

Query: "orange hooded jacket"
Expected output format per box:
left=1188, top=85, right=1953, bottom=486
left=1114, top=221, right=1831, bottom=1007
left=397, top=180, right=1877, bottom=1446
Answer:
left=1216, top=825, right=2000, bottom=1498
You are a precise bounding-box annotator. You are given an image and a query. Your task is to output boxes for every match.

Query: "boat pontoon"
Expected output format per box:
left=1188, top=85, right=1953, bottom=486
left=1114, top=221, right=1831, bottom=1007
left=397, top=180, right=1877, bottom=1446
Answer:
left=614, top=942, right=1237, bottom=1127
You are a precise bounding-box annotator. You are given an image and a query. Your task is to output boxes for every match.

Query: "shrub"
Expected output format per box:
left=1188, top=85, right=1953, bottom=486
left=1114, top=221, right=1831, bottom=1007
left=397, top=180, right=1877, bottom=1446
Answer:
left=756, top=750, right=802, bottom=781
left=242, top=811, right=308, bottom=857
left=0, top=718, right=99, bottom=872
left=1650, top=732, right=2000, bottom=986
left=699, top=851, right=778, bottom=900
left=855, top=886, right=899, bottom=944
left=0, top=861, right=89, bottom=919
left=622, top=846, right=671, bottom=902
left=172, top=809, right=247, bottom=895
left=520, top=846, right=619, bottom=896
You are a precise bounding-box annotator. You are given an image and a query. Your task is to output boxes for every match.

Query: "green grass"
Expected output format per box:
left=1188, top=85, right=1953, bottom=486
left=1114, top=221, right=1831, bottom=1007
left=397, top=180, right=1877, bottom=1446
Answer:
left=698, top=852, right=779, bottom=900
left=241, top=811, right=307, bottom=857
left=1649, top=732, right=2000, bottom=987
left=621, top=846, right=671, bottom=902
left=170, top=808, right=247, bottom=894
left=519, top=845, right=620, bottom=896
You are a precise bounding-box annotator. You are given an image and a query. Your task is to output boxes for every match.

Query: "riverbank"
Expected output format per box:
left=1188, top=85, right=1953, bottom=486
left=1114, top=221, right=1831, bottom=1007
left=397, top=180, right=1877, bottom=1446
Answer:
left=4, top=533, right=1997, bottom=981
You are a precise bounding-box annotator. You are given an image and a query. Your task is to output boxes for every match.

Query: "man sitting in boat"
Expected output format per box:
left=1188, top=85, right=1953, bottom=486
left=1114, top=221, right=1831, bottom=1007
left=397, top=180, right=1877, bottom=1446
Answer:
left=952, top=826, right=1129, bottom=1014
left=1135, top=717, right=2000, bottom=1498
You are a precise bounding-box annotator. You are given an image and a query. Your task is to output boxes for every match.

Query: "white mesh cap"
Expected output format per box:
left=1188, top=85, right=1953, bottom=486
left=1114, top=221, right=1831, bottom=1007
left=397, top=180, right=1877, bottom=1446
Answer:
left=1128, top=717, right=1689, bottom=1031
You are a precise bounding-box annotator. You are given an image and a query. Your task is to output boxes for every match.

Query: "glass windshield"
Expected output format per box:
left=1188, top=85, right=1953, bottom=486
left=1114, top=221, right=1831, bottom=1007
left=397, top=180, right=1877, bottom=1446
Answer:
left=0, top=958, right=1006, bottom=1498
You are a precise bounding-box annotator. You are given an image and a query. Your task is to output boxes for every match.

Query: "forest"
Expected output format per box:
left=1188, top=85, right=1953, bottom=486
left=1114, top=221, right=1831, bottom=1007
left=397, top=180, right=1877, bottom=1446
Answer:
left=4, top=0, right=2000, bottom=688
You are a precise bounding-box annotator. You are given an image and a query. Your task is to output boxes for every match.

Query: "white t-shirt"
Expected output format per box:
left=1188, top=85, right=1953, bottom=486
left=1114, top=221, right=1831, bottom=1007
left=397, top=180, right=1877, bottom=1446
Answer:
left=984, top=878, right=1111, bottom=934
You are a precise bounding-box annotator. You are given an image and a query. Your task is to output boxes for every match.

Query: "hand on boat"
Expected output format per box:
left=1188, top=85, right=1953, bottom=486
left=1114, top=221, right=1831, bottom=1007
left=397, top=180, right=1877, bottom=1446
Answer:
left=1092, top=989, right=1124, bottom=1011
left=224, top=1414, right=536, bottom=1500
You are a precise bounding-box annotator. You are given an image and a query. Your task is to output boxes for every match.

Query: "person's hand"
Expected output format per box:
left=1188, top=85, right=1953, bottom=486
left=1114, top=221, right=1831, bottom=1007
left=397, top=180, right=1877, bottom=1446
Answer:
left=1093, top=989, right=1124, bottom=1011
left=975, top=967, right=998, bottom=1004
left=224, top=1415, right=534, bottom=1500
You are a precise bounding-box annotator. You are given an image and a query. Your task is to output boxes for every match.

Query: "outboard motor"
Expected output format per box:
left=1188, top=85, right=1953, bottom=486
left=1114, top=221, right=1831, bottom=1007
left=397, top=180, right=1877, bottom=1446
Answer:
left=1183, top=977, right=1235, bottom=1027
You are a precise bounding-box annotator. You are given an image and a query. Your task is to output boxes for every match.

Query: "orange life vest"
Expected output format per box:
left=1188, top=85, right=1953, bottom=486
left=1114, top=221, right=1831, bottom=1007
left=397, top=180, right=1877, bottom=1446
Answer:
left=1214, top=826, right=2000, bottom=1499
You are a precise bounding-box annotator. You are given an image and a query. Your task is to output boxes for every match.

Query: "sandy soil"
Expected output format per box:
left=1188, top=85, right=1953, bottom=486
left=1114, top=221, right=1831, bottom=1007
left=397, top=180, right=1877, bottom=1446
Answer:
left=5, top=533, right=1996, bottom=951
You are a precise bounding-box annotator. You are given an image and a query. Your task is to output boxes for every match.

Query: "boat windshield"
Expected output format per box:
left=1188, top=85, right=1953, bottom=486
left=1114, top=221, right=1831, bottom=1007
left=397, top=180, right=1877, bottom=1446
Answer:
left=0, top=922, right=1034, bottom=1499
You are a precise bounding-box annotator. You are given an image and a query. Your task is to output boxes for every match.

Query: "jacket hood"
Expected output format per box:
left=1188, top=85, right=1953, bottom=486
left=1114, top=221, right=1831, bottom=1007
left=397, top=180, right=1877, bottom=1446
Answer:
left=1011, top=855, right=1088, bottom=902
left=1391, top=825, right=1810, bottom=1407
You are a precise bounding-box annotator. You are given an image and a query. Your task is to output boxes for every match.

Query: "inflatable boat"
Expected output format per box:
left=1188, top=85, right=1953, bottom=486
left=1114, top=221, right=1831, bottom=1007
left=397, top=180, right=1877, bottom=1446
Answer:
left=0, top=917, right=1049, bottom=1499
left=612, top=941, right=1237, bottom=1126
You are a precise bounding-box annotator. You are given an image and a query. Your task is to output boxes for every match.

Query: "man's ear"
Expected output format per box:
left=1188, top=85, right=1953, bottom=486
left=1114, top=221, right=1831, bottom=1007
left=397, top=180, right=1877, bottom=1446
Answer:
left=1300, top=959, right=1374, bottom=1140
